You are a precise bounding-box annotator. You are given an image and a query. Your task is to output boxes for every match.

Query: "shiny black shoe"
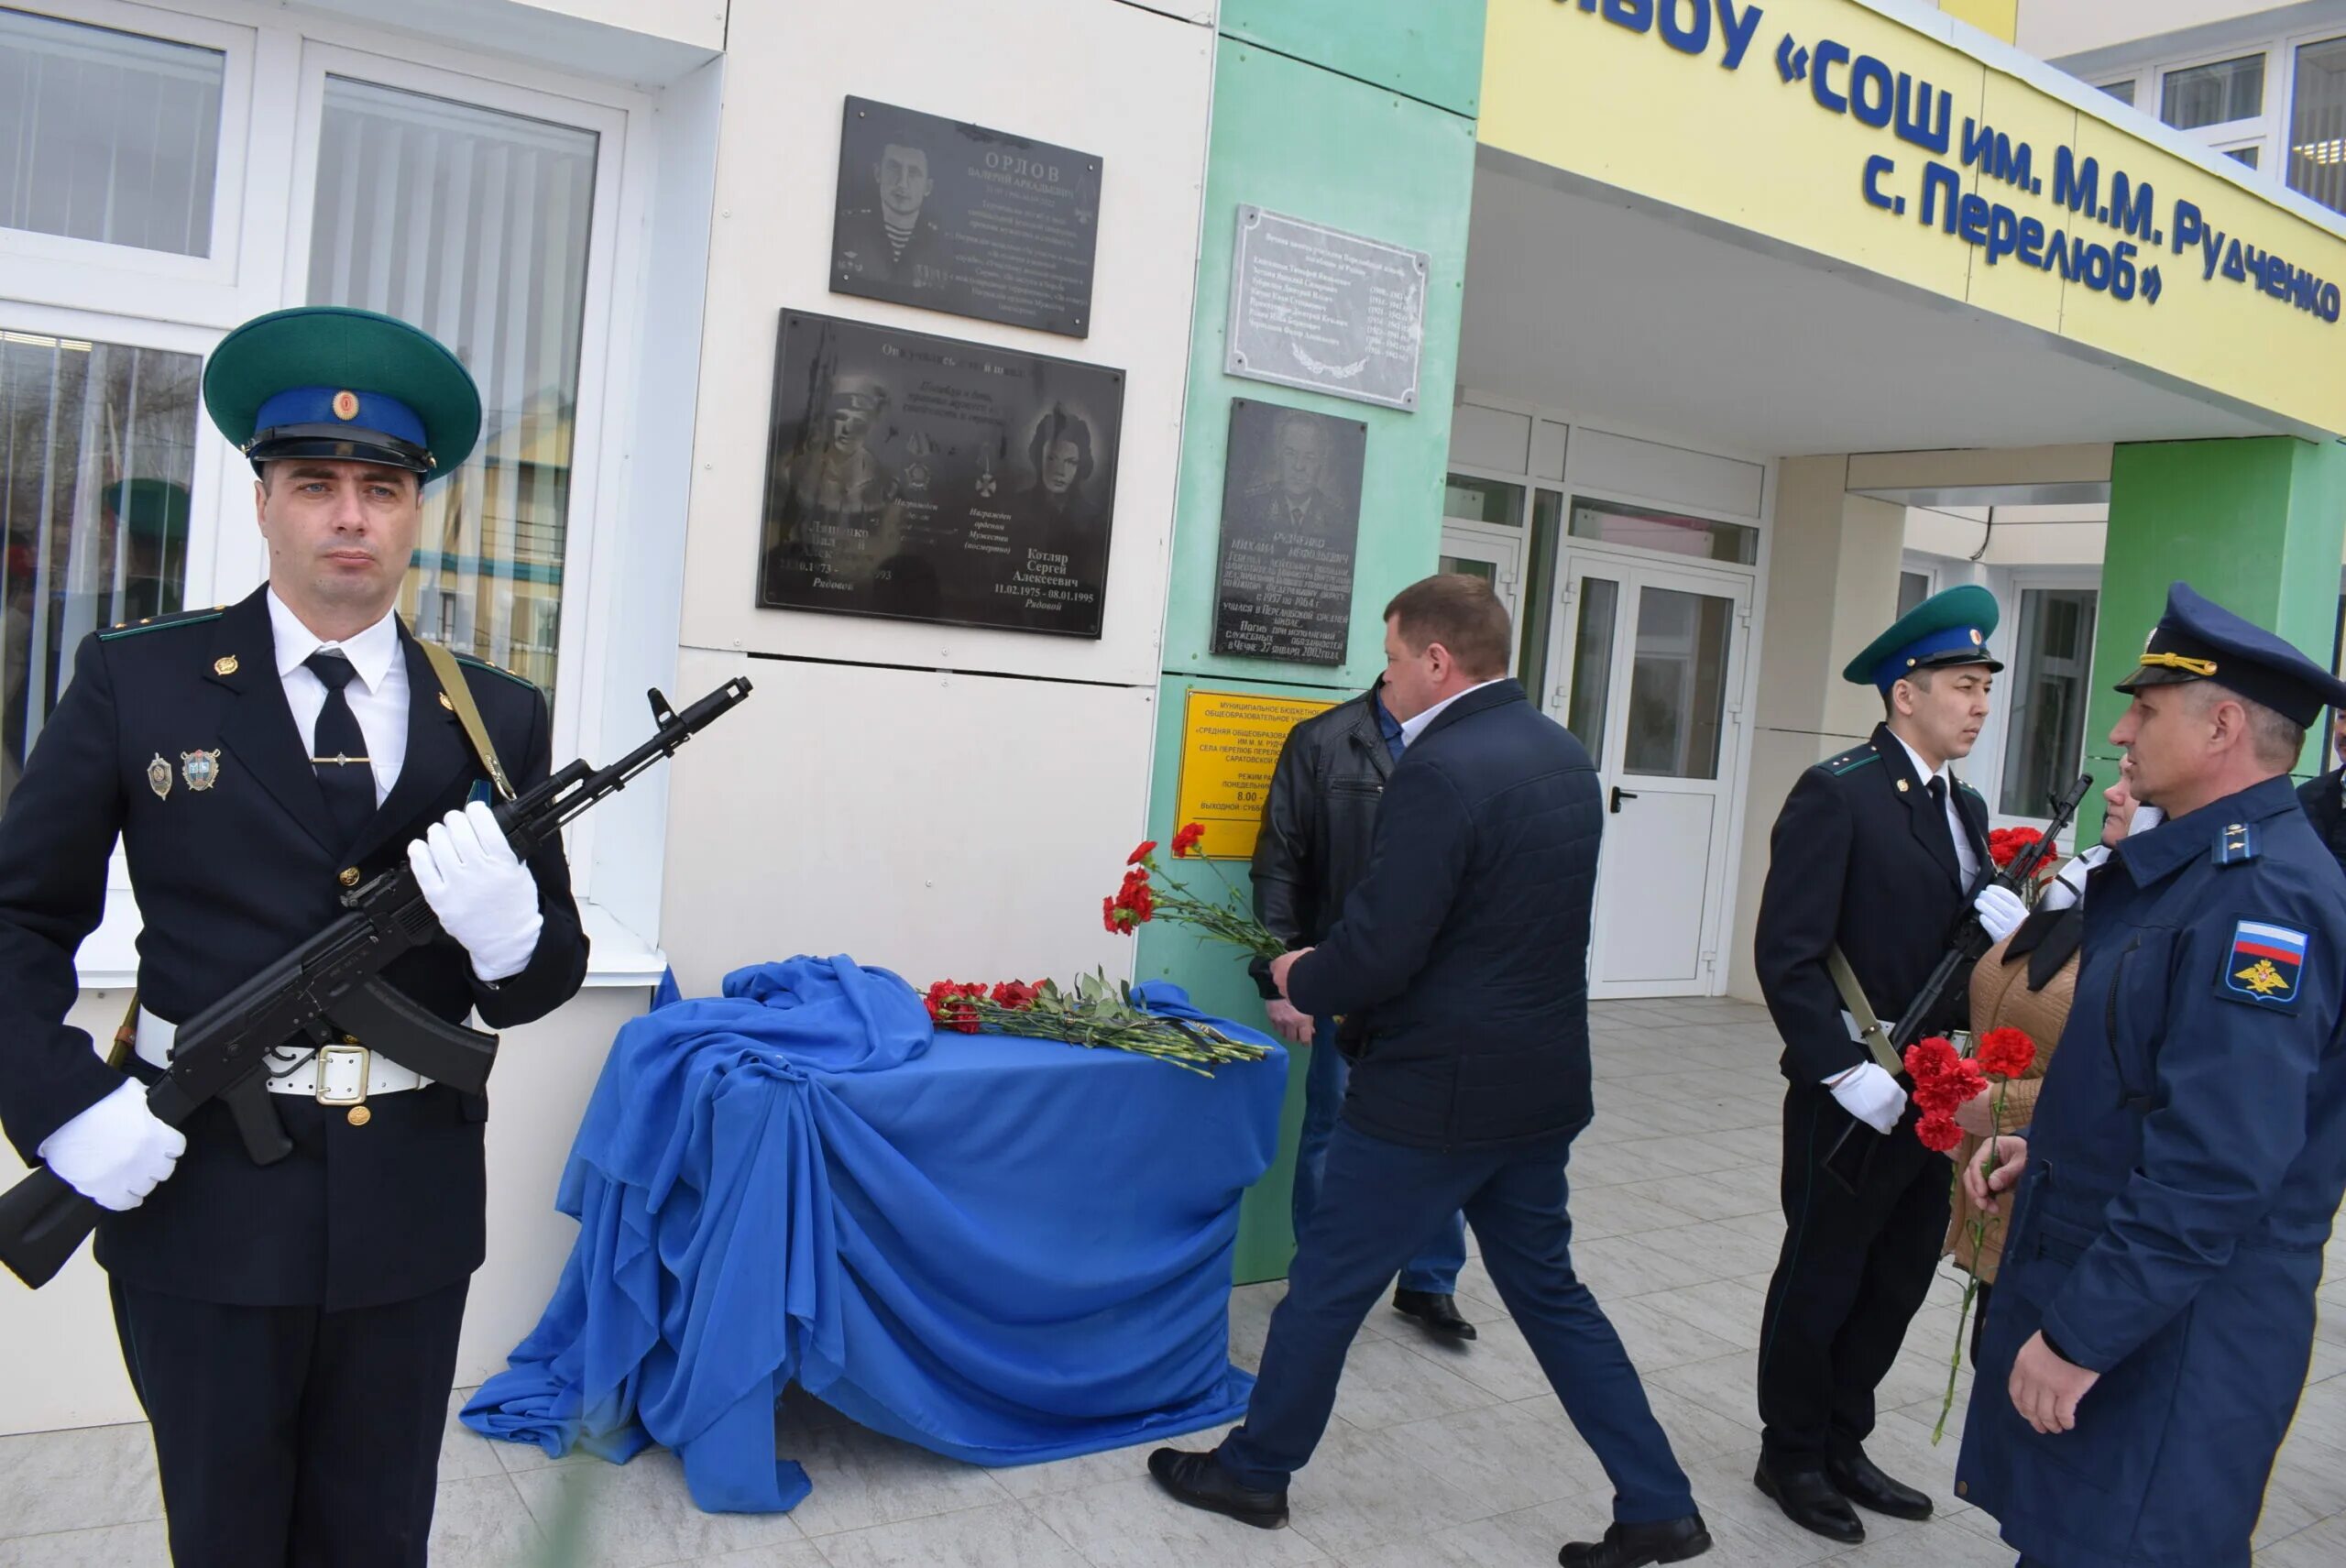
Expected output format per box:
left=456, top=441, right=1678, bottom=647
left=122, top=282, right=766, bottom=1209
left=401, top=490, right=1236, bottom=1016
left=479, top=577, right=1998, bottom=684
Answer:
left=1753, top=1457, right=1864, bottom=1544
left=1393, top=1288, right=1479, bottom=1340
left=1826, top=1447, right=1934, bottom=1520
left=1146, top=1447, right=1289, bottom=1529
left=1557, top=1512, right=1714, bottom=1567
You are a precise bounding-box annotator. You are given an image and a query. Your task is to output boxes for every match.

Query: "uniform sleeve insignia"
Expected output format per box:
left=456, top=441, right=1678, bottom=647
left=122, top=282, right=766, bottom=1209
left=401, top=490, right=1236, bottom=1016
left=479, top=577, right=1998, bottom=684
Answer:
left=2221, top=919, right=2307, bottom=1008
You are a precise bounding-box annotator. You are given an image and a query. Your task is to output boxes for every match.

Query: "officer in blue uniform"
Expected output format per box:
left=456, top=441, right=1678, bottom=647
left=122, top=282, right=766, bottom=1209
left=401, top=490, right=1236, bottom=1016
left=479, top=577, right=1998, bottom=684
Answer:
left=1751, top=585, right=2027, bottom=1544
left=0, top=305, right=589, bottom=1566
left=1956, top=582, right=2346, bottom=1568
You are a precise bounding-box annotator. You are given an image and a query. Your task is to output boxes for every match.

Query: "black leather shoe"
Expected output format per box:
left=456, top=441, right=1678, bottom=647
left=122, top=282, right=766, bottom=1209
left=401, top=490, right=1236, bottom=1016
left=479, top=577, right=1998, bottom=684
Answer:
left=1393, top=1288, right=1479, bottom=1340
left=1146, top=1447, right=1288, bottom=1529
left=1753, top=1458, right=1863, bottom=1544
left=1826, top=1447, right=1934, bottom=1520
left=1558, top=1511, right=1714, bottom=1566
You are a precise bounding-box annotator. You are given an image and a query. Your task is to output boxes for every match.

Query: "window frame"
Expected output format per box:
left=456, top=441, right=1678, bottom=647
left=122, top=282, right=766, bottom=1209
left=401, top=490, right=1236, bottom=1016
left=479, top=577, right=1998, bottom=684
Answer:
left=2281, top=28, right=2346, bottom=213
left=0, top=0, right=258, bottom=315
left=1983, top=567, right=2102, bottom=835
left=2154, top=45, right=2276, bottom=148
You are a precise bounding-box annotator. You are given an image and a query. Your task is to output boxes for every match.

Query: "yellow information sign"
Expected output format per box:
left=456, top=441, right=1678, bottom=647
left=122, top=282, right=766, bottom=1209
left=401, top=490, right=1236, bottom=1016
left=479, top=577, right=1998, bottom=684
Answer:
left=1174, top=689, right=1338, bottom=860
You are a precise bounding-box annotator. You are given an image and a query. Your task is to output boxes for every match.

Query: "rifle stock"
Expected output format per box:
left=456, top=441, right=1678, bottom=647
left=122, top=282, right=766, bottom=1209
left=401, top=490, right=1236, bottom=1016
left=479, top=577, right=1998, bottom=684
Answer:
left=0, top=678, right=752, bottom=1289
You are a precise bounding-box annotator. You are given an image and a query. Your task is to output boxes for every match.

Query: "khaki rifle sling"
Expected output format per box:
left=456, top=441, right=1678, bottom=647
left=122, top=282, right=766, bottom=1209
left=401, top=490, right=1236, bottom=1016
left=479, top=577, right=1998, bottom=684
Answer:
left=1825, top=945, right=1904, bottom=1074
left=418, top=640, right=517, bottom=803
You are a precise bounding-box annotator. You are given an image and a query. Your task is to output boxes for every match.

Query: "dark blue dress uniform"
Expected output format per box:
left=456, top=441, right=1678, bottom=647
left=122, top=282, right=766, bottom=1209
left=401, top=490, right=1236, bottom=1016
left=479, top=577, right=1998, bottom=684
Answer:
left=0, top=307, right=588, bottom=1567
left=1957, top=583, right=2346, bottom=1568
left=1751, top=586, right=2000, bottom=1530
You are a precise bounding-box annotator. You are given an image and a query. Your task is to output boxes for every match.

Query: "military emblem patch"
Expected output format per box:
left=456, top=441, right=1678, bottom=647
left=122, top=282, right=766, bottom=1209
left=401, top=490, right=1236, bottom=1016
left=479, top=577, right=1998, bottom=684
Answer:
left=147, top=753, right=172, bottom=801
left=180, top=749, right=222, bottom=793
left=2222, top=919, right=2307, bottom=1007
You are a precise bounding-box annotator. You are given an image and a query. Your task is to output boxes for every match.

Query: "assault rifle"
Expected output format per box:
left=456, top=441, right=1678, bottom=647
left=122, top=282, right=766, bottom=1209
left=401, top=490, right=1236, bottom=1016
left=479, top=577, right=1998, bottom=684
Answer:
left=1822, top=769, right=2094, bottom=1193
left=0, top=678, right=754, bottom=1288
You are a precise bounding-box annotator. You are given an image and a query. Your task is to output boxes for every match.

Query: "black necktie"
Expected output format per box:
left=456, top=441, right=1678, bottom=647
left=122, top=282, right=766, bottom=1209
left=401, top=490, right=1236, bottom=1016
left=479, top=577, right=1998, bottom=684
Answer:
left=305, top=652, right=376, bottom=846
left=1926, top=775, right=1962, bottom=872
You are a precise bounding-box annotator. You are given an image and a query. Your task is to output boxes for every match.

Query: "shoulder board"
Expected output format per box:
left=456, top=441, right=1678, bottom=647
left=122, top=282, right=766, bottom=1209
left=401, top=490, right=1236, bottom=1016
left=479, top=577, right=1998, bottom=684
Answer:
left=1822, top=746, right=1880, bottom=777
left=2214, top=821, right=2261, bottom=867
left=451, top=652, right=538, bottom=693
left=97, top=606, right=226, bottom=641
left=1956, top=778, right=1985, bottom=801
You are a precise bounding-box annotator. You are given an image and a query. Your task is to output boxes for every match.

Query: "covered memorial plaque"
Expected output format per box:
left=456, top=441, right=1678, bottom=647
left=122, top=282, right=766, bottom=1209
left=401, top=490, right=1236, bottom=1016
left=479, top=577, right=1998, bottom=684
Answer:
left=757, top=312, right=1124, bottom=637
left=1224, top=205, right=1428, bottom=411
left=1211, top=400, right=1365, bottom=667
left=830, top=97, right=1103, bottom=338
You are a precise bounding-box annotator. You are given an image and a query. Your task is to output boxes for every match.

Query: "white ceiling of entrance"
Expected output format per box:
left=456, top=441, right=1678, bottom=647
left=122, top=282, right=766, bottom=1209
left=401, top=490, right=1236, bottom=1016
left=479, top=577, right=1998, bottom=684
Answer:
left=1459, top=153, right=2288, bottom=459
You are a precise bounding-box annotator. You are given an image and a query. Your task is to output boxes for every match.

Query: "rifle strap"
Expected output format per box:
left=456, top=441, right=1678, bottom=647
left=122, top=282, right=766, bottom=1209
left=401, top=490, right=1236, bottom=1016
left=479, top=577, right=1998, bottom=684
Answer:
left=106, top=991, right=139, bottom=1071
left=1826, top=946, right=1904, bottom=1074
left=419, top=641, right=516, bottom=803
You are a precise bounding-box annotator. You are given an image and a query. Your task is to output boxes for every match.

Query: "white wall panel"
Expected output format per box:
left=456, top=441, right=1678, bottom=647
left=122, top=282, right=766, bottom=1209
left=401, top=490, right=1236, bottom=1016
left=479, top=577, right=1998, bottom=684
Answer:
left=1567, top=426, right=1767, bottom=520
left=658, top=648, right=1157, bottom=1001
left=675, top=0, right=1214, bottom=685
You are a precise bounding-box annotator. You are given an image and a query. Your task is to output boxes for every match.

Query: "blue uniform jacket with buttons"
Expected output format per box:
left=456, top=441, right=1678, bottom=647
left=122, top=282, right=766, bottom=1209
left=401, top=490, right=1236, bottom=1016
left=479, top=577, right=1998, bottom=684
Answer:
left=1956, top=774, right=2346, bottom=1568
left=0, top=587, right=588, bottom=1309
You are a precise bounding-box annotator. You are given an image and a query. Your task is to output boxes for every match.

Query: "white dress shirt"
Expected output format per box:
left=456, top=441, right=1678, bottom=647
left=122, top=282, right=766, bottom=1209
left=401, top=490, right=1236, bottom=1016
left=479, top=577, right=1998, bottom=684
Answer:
left=1398, top=678, right=1507, bottom=749
left=268, top=589, right=408, bottom=806
left=1888, top=729, right=1979, bottom=886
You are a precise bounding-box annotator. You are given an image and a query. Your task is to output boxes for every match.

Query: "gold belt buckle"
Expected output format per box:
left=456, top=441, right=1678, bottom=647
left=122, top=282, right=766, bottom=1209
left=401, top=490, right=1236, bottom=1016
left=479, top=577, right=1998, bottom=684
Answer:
left=315, top=1042, right=371, bottom=1106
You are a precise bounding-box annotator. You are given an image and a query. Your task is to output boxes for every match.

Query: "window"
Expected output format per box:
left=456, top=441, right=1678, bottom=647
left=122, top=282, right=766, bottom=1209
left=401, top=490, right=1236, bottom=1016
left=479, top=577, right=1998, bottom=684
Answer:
left=2162, top=54, right=2265, bottom=132
left=0, top=7, right=224, bottom=257
left=1897, top=569, right=1931, bottom=620
left=1569, top=497, right=1758, bottom=565
left=2289, top=37, right=2346, bottom=214
left=2225, top=144, right=2263, bottom=169
left=1442, top=474, right=1523, bottom=528
left=2, top=327, right=202, bottom=810
left=2097, top=79, right=2137, bottom=108
left=307, top=78, right=598, bottom=700
left=1999, top=587, right=2098, bottom=820
left=1518, top=489, right=1562, bottom=680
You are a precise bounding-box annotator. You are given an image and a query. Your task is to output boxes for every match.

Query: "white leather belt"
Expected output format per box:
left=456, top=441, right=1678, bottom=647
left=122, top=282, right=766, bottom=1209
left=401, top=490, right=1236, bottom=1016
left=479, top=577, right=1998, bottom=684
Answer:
left=135, top=1009, right=431, bottom=1099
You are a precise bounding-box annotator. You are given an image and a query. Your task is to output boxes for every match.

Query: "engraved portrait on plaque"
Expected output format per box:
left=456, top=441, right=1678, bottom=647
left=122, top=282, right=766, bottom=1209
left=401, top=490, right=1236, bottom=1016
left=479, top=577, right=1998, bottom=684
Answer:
left=1211, top=400, right=1365, bottom=667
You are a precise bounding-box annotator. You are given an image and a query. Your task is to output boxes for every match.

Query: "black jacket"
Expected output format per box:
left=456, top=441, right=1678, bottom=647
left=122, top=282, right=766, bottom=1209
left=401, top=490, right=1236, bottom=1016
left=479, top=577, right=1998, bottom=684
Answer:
left=1247, top=684, right=1393, bottom=1000
left=1285, top=680, right=1602, bottom=1149
left=1752, top=723, right=1990, bottom=1085
left=2298, top=767, right=2346, bottom=873
left=0, top=587, right=588, bottom=1308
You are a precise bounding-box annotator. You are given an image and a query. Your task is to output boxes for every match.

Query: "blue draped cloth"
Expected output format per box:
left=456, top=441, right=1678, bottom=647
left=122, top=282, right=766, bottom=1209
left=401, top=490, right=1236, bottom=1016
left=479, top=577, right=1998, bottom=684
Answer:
left=462, top=957, right=1286, bottom=1513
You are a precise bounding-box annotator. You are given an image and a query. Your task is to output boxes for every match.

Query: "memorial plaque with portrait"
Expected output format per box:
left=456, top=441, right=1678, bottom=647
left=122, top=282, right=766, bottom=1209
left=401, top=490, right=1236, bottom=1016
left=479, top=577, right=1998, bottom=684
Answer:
left=757, top=311, right=1124, bottom=638
left=829, top=98, right=1103, bottom=338
left=1211, top=400, right=1365, bottom=667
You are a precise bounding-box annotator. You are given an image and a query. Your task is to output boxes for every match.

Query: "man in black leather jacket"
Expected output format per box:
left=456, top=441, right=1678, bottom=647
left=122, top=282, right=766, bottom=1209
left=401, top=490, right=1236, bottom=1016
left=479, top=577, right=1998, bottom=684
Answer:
left=2297, top=707, right=2346, bottom=872
left=1250, top=677, right=1473, bottom=1342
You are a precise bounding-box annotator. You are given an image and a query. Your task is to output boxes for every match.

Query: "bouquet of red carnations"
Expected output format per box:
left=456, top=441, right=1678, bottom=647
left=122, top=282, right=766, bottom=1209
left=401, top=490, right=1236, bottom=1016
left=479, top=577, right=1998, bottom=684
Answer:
left=920, top=971, right=1267, bottom=1076
left=1102, top=823, right=1286, bottom=960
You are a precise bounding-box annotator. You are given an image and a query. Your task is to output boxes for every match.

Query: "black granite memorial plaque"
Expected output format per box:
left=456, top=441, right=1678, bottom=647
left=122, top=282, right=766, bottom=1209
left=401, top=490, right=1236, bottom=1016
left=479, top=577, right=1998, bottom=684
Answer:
left=757, top=311, right=1124, bottom=637
left=830, top=97, right=1102, bottom=338
left=1211, top=400, right=1365, bottom=666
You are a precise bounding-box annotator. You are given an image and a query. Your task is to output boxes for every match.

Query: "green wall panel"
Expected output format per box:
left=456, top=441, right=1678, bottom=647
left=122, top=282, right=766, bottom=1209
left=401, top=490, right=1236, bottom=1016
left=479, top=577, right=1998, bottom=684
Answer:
left=2079, top=437, right=2346, bottom=840
left=1220, top=0, right=1485, bottom=115
left=1140, top=28, right=1481, bottom=1284
left=1162, top=38, right=1478, bottom=693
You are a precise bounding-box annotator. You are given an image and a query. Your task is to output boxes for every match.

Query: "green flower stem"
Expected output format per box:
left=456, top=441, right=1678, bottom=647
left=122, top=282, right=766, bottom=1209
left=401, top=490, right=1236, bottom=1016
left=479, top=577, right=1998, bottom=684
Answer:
left=1935, top=1078, right=2012, bottom=1445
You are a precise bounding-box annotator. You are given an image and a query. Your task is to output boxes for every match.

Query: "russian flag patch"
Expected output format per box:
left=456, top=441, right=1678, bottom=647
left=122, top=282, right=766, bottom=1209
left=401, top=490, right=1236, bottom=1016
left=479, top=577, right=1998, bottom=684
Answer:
left=2223, top=919, right=2308, bottom=1008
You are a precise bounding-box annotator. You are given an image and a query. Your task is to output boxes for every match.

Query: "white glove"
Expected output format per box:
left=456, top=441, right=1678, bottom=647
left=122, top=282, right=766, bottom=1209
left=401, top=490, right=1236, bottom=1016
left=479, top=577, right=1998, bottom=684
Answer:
left=37, top=1080, right=186, bottom=1212
left=2038, top=846, right=2109, bottom=914
left=409, top=800, right=543, bottom=982
left=1973, top=883, right=2028, bottom=943
left=1825, top=1061, right=1908, bottom=1135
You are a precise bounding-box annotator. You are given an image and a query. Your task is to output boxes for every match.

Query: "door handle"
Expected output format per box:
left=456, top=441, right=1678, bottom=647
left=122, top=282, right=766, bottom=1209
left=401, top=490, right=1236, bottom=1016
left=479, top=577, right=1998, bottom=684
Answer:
left=1610, top=786, right=1639, bottom=814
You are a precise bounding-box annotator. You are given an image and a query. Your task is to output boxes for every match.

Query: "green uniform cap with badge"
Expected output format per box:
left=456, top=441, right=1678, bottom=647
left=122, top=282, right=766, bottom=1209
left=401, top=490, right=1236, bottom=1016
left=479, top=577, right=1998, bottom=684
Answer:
left=1842, top=584, right=2005, bottom=694
left=202, top=305, right=481, bottom=482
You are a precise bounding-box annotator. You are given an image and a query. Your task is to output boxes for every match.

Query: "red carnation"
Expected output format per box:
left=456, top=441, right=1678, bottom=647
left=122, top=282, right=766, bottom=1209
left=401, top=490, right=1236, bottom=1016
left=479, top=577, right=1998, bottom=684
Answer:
left=1987, top=826, right=2043, bottom=869
left=1127, top=840, right=1157, bottom=865
left=991, top=980, right=1040, bottom=1009
left=1103, top=896, right=1133, bottom=933
left=1171, top=822, right=1207, bottom=858
left=1976, top=1026, right=2038, bottom=1080
left=1917, top=1111, right=1964, bottom=1153
left=1904, top=1035, right=1961, bottom=1084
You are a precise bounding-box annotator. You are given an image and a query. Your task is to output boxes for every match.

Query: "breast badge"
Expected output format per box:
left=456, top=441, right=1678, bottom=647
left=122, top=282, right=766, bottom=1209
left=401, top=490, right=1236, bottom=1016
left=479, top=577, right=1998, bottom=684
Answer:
left=147, top=754, right=172, bottom=801
left=180, top=750, right=223, bottom=793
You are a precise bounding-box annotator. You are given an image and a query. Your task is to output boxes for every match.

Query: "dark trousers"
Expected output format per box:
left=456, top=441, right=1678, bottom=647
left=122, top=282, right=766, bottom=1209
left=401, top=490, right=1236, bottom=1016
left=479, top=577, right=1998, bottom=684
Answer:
left=112, top=1276, right=469, bottom=1567
left=1293, top=1018, right=1466, bottom=1295
left=1757, top=1080, right=1949, bottom=1466
left=1220, top=1119, right=1696, bottom=1523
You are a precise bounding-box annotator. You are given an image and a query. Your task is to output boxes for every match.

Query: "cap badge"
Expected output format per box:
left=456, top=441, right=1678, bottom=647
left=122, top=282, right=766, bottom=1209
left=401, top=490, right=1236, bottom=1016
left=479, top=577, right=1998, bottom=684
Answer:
left=331, top=389, right=360, bottom=422
left=1969, top=629, right=1984, bottom=645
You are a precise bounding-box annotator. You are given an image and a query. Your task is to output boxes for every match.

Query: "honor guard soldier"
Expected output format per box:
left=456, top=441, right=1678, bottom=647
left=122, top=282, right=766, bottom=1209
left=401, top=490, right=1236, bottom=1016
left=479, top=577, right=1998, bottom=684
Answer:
left=1957, top=582, right=2346, bottom=1568
left=0, top=305, right=589, bottom=1566
left=1751, top=584, right=2028, bottom=1545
